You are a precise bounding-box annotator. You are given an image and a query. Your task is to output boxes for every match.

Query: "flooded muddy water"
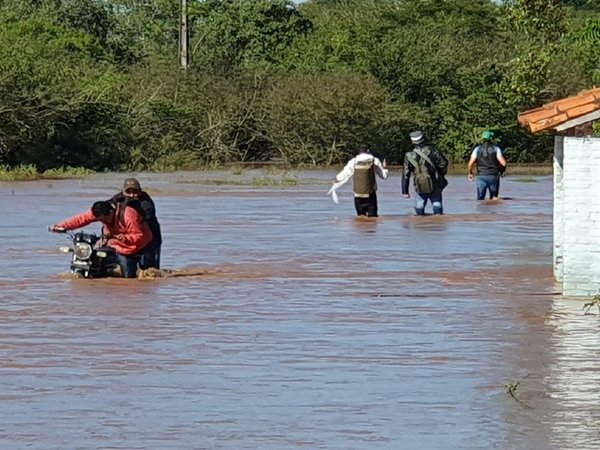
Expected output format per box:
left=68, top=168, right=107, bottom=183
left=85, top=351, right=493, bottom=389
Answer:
left=1, top=169, right=599, bottom=449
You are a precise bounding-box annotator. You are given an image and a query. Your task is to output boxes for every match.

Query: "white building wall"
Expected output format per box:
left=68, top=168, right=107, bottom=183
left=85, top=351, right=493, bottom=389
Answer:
left=561, top=136, right=600, bottom=296
left=553, top=136, right=564, bottom=282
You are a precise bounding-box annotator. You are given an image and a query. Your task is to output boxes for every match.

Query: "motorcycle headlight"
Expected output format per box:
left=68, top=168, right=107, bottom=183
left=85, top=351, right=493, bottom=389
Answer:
left=73, top=242, right=93, bottom=260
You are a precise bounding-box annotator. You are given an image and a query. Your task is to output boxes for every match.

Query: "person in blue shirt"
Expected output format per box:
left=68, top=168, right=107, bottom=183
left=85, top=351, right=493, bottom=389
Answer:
left=467, top=130, right=507, bottom=200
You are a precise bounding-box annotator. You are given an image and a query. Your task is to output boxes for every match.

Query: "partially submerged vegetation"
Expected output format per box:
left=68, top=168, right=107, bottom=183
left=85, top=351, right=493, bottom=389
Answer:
left=505, top=382, right=534, bottom=409
left=582, top=290, right=600, bottom=314
left=252, top=176, right=298, bottom=187
left=0, top=165, right=93, bottom=181
left=0, top=162, right=552, bottom=182
left=445, top=163, right=553, bottom=176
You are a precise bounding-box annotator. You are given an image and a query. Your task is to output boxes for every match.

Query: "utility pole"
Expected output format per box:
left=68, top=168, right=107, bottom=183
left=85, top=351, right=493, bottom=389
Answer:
left=179, top=0, right=189, bottom=69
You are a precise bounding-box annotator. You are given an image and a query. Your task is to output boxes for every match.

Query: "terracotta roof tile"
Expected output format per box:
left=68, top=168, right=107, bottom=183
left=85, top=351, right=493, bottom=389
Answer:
left=528, top=113, right=569, bottom=133
left=518, top=87, right=600, bottom=133
left=566, top=102, right=598, bottom=119
left=517, top=107, right=558, bottom=125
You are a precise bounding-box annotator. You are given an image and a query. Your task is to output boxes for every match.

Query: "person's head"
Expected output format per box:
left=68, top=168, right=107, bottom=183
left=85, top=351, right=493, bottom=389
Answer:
left=410, top=130, right=425, bottom=146
left=91, top=201, right=115, bottom=224
left=122, top=178, right=142, bottom=198
left=481, top=130, right=494, bottom=141
left=358, top=143, right=371, bottom=154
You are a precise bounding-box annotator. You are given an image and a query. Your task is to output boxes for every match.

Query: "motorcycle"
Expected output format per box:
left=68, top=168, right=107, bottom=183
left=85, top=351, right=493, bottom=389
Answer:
left=54, top=230, right=118, bottom=278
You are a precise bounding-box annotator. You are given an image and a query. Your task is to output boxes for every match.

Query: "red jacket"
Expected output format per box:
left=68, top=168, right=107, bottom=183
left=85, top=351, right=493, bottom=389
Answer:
left=57, top=204, right=153, bottom=256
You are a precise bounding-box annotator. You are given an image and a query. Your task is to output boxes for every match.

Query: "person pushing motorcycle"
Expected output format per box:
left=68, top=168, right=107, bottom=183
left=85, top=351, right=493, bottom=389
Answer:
left=49, top=200, right=152, bottom=278
left=110, top=178, right=162, bottom=269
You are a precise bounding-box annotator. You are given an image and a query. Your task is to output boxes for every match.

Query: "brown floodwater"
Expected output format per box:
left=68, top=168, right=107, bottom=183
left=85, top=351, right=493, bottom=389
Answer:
left=1, top=169, right=598, bottom=449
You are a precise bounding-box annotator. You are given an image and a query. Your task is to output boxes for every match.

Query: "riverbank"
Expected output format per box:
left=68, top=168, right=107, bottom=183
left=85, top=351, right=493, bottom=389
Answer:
left=446, top=163, right=552, bottom=176
left=0, top=164, right=93, bottom=181
left=0, top=162, right=553, bottom=182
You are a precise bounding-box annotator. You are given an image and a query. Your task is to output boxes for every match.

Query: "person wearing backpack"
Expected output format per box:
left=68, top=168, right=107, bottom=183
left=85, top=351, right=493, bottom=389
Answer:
left=330, top=144, right=388, bottom=217
left=467, top=130, right=507, bottom=200
left=401, top=130, right=448, bottom=215
left=110, top=178, right=162, bottom=269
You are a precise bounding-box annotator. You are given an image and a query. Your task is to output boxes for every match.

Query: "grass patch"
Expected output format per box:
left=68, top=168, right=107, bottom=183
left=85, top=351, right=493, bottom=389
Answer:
left=175, top=176, right=299, bottom=187
left=509, top=177, right=539, bottom=183
left=263, top=164, right=293, bottom=176
left=252, top=166, right=298, bottom=186
left=175, top=179, right=248, bottom=186
left=0, top=164, right=38, bottom=181
left=41, top=166, right=93, bottom=179
left=506, top=164, right=553, bottom=176
left=252, top=176, right=298, bottom=187
left=0, top=165, right=93, bottom=181
left=446, top=163, right=553, bottom=176
left=229, top=164, right=245, bottom=175
left=203, top=179, right=247, bottom=186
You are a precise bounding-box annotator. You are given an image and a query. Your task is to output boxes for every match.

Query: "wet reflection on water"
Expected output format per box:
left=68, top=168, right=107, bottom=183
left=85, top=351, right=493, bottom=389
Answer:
left=0, top=170, right=598, bottom=449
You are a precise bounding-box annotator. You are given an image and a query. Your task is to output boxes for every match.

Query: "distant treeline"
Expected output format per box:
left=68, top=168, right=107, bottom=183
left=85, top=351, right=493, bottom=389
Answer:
left=1, top=0, right=600, bottom=171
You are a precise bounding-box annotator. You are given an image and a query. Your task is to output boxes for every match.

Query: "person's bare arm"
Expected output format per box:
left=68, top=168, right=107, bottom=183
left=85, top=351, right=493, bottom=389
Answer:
left=467, top=156, right=477, bottom=181
left=497, top=153, right=507, bottom=168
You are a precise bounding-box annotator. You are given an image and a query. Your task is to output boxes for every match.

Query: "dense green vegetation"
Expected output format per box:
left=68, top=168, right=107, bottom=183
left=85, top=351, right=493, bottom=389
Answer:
left=1, top=0, right=599, bottom=172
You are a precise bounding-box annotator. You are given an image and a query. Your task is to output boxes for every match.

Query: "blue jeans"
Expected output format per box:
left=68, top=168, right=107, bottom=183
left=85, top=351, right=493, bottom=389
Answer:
left=140, top=245, right=161, bottom=270
left=116, top=253, right=140, bottom=278
left=476, top=174, right=500, bottom=200
left=415, top=189, right=443, bottom=215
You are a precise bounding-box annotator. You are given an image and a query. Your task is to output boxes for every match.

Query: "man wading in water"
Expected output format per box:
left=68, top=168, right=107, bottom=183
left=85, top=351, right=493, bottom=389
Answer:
left=402, top=130, right=448, bottom=215
left=329, top=144, right=389, bottom=217
left=467, top=130, right=507, bottom=200
left=110, top=178, right=162, bottom=269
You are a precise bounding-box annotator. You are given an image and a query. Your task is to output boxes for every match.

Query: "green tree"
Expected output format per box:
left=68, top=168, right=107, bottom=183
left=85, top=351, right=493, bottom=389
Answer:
left=189, top=0, right=311, bottom=74
left=107, top=0, right=179, bottom=62
left=0, top=16, right=130, bottom=169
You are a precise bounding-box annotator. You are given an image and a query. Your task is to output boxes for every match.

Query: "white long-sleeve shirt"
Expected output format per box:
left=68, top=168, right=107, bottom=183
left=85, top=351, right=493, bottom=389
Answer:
left=335, top=153, right=388, bottom=185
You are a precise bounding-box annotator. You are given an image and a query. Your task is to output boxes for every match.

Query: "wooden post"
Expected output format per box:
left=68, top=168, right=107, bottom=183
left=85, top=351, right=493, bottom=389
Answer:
left=179, top=0, right=189, bottom=69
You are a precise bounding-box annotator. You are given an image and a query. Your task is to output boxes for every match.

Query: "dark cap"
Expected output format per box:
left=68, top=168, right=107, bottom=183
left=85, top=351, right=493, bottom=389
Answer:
left=358, top=143, right=371, bottom=154
left=123, top=178, right=141, bottom=191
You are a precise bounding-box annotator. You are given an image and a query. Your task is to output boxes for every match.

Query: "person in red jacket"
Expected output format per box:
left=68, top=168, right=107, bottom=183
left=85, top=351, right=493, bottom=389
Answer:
left=50, top=200, right=153, bottom=278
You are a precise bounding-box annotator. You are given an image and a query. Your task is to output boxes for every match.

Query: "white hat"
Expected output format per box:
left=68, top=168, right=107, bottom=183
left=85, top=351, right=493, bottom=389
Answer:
left=410, top=130, right=424, bottom=144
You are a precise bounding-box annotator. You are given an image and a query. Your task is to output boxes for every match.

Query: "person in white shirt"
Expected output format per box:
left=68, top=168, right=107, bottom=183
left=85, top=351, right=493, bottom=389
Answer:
left=330, top=144, right=388, bottom=217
